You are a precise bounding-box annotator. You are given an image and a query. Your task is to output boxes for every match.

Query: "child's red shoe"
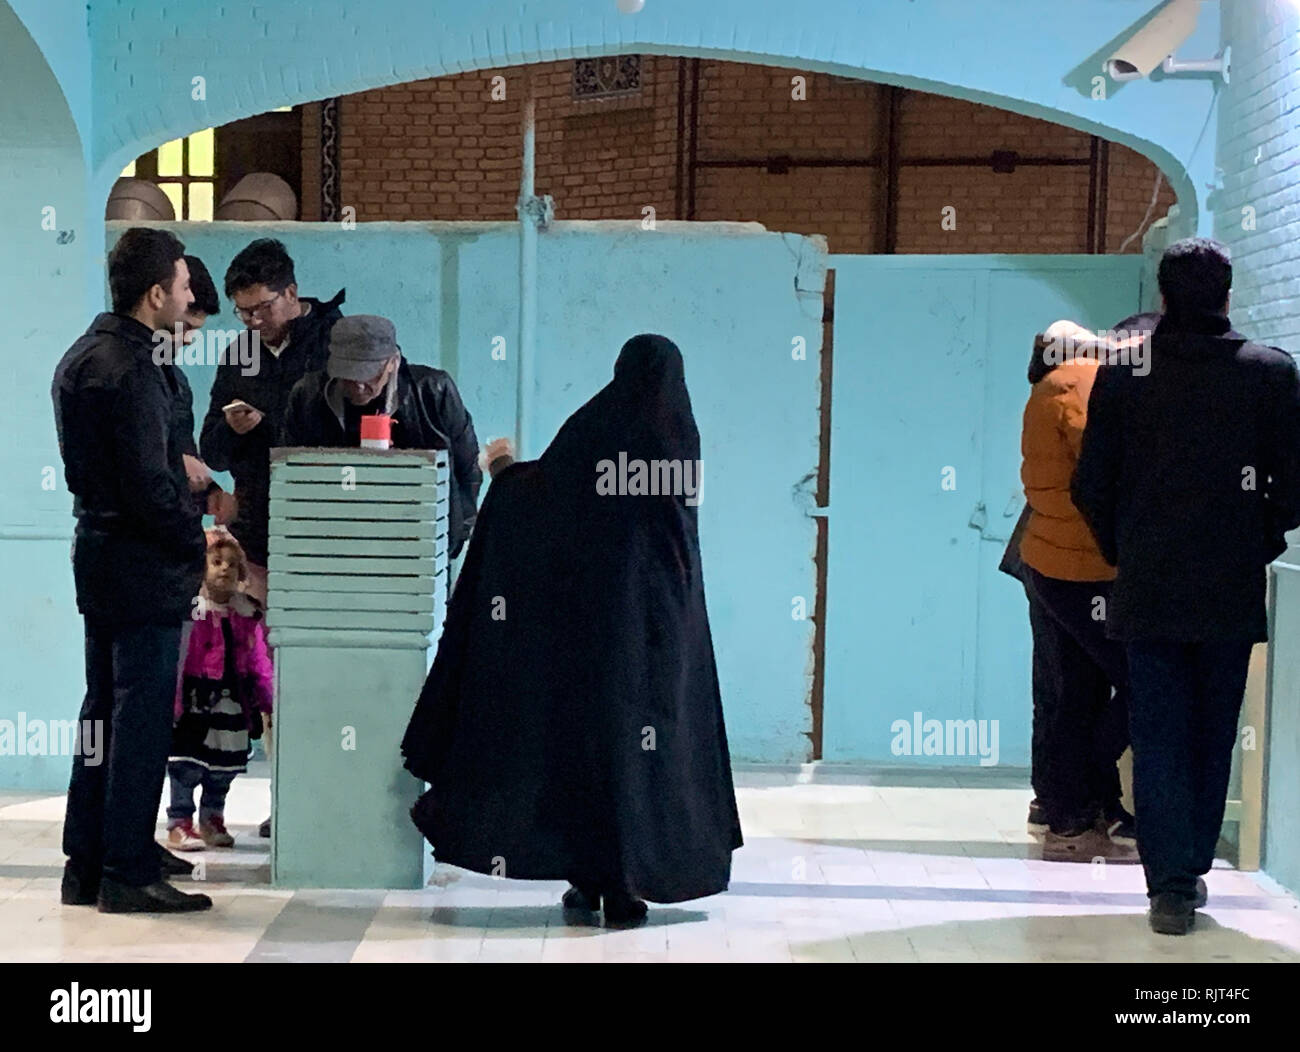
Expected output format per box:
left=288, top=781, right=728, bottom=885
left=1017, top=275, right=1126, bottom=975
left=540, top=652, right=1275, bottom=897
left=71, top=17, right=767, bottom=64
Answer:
left=198, top=816, right=235, bottom=848
left=167, top=819, right=205, bottom=852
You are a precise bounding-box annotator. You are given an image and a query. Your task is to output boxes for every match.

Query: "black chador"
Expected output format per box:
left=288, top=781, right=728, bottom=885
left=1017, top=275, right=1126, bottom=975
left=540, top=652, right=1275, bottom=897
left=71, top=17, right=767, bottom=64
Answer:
left=402, top=335, right=743, bottom=904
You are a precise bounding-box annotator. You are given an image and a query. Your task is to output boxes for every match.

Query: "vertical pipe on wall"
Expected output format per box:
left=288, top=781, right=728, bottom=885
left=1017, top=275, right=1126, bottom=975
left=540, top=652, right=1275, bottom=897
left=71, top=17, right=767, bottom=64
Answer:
left=1087, top=136, right=1100, bottom=253
left=1097, top=140, right=1111, bottom=253
left=882, top=86, right=903, bottom=254
left=675, top=58, right=688, bottom=219
left=687, top=59, right=701, bottom=220
left=517, top=83, right=538, bottom=457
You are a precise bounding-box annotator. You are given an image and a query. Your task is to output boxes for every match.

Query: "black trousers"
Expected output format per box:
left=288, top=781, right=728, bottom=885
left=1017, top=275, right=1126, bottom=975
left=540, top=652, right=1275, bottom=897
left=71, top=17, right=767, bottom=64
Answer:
left=1024, top=568, right=1129, bottom=832
left=1127, top=639, right=1252, bottom=900
left=1024, top=580, right=1056, bottom=799
left=62, top=618, right=183, bottom=887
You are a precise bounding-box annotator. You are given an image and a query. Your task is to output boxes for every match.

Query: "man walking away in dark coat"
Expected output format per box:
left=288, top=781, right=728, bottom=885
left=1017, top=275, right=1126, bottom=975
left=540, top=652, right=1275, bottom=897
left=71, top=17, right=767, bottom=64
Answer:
left=280, top=315, right=483, bottom=559
left=1073, top=238, right=1300, bottom=935
left=52, top=227, right=213, bottom=913
left=200, top=239, right=344, bottom=602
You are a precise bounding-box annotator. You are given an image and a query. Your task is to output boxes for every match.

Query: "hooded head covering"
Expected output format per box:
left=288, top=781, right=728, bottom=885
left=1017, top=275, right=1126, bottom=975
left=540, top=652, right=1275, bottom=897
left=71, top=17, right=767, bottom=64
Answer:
left=610, top=334, right=699, bottom=460
left=544, top=333, right=699, bottom=470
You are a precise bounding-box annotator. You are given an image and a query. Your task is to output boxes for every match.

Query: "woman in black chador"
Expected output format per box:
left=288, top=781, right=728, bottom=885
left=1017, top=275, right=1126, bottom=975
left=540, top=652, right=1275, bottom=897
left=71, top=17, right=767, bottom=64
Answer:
left=402, top=334, right=743, bottom=926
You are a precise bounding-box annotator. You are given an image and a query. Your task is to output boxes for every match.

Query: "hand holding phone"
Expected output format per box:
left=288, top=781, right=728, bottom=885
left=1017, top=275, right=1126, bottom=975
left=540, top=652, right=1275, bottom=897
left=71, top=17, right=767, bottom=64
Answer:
left=223, top=400, right=264, bottom=435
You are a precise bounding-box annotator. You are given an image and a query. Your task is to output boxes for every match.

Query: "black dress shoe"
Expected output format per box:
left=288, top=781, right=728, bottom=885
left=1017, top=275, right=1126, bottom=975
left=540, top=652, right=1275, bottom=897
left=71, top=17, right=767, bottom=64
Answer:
left=61, top=862, right=99, bottom=906
left=157, top=843, right=194, bottom=876
left=1100, top=803, right=1138, bottom=847
left=561, top=885, right=601, bottom=912
left=258, top=817, right=271, bottom=838
left=602, top=890, right=648, bottom=928
left=97, top=877, right=213, bottom=914
left=1149, top=892, right=1195, bottom=935
left=1193, top=877, right=1208, bottom=910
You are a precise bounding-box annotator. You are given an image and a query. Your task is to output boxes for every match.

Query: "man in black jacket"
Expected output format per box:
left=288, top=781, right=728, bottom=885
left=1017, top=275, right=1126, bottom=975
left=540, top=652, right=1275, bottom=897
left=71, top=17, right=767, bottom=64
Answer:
left=281, top=315, right=483, bottom=557
left=200, top=239, right=344, bottom=601
left=1073, top=238, right=1300, bottom=935
left=51, top=227, right=213, bottom=914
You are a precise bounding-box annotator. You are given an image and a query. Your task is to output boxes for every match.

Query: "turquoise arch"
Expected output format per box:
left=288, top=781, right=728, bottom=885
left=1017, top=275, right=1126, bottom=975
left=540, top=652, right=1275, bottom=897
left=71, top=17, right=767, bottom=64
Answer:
left=9, top=0, right=1221, bottom=234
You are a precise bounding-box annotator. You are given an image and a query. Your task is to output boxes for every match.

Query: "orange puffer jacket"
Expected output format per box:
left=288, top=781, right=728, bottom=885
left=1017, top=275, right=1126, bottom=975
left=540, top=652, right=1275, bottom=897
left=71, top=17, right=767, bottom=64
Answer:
left=1018, top=359, right=1116, bottom=582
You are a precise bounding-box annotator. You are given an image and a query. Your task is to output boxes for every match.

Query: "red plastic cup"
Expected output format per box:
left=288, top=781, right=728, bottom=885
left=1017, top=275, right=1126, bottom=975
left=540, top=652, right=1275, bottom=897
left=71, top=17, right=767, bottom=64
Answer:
left=360, top=415, right=393, bottom=450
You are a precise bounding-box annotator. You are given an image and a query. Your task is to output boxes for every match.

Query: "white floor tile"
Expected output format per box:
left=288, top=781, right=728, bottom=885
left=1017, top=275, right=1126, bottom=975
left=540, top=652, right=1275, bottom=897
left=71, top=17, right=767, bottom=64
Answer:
left=4, top=779, right=1299, bottom=962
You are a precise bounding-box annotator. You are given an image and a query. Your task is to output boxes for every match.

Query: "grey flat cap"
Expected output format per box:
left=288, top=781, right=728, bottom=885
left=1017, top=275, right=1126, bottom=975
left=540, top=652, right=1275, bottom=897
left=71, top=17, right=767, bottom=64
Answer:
left=327, top=315, right=399, bottom=381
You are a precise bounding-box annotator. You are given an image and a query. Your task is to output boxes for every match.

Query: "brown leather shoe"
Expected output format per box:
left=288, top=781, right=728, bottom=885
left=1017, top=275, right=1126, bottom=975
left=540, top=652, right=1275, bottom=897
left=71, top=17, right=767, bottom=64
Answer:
left=1043, top=826, right=1139, bottom=864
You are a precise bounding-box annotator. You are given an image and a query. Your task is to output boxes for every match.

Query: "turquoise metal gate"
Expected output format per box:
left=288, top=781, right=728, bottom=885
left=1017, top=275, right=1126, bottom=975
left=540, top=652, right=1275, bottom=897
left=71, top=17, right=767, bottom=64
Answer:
left=822, top=255, right=1144, bottom=765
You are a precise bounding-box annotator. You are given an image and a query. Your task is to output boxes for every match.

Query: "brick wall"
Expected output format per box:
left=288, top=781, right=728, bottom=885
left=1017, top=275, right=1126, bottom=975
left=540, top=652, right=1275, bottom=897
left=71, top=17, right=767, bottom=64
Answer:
left=1215, top=1, right=1300, bottom=350
left=321, top=57, right=1175, bottom=255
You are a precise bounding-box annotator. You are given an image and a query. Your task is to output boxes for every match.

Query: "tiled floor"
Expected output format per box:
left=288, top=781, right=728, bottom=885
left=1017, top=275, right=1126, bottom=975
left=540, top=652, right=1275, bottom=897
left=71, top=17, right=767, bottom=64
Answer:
left=2, top=768, right=1298, bottom=963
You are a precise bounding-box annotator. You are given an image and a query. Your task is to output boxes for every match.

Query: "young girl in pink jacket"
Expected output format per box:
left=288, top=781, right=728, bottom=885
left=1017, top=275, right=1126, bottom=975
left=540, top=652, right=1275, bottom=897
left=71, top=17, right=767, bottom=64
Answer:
left=166, top=530, right=274, bottom=851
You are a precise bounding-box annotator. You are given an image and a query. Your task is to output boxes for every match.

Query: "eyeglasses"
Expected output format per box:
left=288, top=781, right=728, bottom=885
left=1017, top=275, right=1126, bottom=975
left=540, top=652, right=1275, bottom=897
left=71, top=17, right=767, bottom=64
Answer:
left=233, top=291, right=284, bottom=323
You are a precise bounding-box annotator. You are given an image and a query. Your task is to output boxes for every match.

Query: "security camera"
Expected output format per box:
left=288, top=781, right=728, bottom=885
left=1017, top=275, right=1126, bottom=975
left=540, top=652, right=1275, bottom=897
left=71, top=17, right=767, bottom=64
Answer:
left=1105, top=0, right=1228, bottom=82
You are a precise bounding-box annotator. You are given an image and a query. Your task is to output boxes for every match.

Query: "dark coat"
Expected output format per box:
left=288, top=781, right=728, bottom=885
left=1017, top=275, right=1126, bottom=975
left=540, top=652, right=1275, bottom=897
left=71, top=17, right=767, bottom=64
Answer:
left=52, top=313, right=206, bottom=625
left=199, top=291, right=345, bottom=564
left=1072, top=312, right=1300, bottom=642
left=280, top=359, right=483, bottom=558
left=401, top=335, right=743, bottom=903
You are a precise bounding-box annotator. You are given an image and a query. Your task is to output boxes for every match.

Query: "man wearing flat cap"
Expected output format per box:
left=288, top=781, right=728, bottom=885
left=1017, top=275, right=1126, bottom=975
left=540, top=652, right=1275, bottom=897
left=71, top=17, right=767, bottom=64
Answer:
left=280, top=315, right=483, bottom=558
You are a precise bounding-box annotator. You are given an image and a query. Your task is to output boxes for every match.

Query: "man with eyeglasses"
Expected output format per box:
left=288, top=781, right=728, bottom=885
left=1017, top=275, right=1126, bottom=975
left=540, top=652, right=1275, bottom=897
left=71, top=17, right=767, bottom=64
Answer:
left=200, top=239, right=345, bottom=603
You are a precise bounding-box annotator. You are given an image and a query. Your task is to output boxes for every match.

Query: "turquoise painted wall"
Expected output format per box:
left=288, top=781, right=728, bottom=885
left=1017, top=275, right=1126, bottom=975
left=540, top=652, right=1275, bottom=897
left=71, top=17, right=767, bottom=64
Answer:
left=1214, top=0, right=1300, bottom=897
left=0, top=3, right=94, bottom=792
left=0, top=219, right=822, bottom=788
left=5, top=1, right=91, bottom=150
left=4, top=0, right=102, bottom=316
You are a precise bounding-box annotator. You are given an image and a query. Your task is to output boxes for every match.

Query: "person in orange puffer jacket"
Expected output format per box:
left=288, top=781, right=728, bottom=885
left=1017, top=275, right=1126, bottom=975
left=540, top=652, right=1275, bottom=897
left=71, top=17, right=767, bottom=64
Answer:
left=1019, top=319, right=1146, bottom=862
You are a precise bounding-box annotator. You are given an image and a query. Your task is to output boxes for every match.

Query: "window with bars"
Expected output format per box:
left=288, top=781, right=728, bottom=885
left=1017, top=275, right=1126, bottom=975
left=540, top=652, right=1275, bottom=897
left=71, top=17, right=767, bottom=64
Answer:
left=121, top=128, right=216, bottom=221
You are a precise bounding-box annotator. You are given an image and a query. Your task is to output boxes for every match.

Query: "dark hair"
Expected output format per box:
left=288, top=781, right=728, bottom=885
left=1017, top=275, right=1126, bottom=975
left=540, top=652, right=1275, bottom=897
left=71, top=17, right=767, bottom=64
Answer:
left=108, top=227, right=186, bottom=314
left=1157, top=238, right=1232, bottom=317
left=1110, top=311, right=1163, bottom=335
left=184, top=255, right=220, bottom=316
left=224, top=238, right=296, bottom=298
left=1028, top=334, right=1053, bottom=385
